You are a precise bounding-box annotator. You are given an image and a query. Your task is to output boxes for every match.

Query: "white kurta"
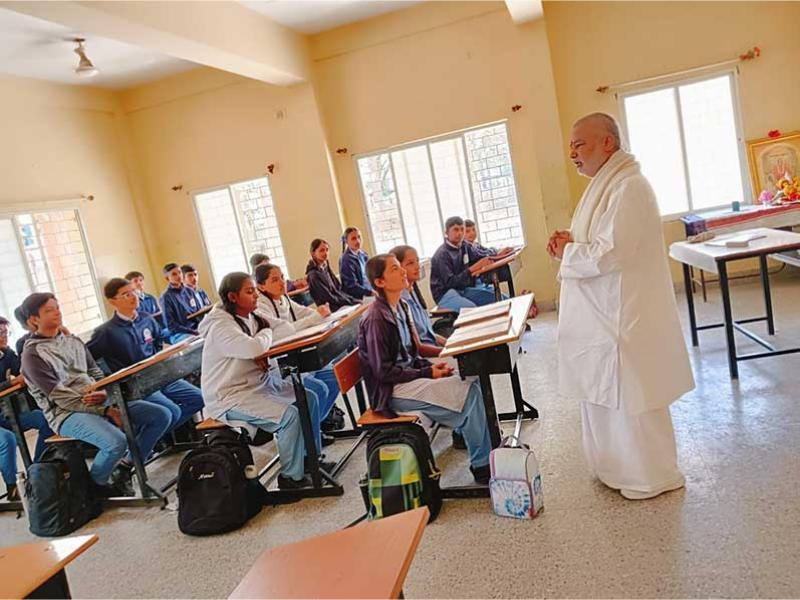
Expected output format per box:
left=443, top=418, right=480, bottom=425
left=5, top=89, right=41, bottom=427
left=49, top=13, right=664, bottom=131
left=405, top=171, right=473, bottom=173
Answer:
left=558, top=150, right=694, bottom=493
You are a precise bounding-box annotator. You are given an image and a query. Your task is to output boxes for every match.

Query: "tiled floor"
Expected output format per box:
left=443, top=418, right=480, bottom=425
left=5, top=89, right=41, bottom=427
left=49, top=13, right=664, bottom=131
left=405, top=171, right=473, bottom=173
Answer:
left=3, top=273, right=800, bottom=598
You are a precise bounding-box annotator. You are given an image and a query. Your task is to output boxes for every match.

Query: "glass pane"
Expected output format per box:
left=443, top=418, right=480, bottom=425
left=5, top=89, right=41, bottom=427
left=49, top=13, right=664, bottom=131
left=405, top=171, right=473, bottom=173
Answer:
left=194, top=189, right=248, bottom=290
left=391, top=146, right=443, bottom=259
left=230, top=177, right=288, bottom=276
left=0, top=218, right=32, bottom=349
left=357, top=154, right=404, bottom=254
left=464, top=124, right=524, bottom=248
left=679, top=75, right=745, bottom=209
left=430, top=138, right=473, bottom=224
left=624, top=88, right=689, bottom=216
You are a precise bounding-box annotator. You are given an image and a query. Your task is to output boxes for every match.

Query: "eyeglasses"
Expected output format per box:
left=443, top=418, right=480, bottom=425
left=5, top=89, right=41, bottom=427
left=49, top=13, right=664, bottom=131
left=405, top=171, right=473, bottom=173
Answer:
left=114, top=290, right=136, bottom=300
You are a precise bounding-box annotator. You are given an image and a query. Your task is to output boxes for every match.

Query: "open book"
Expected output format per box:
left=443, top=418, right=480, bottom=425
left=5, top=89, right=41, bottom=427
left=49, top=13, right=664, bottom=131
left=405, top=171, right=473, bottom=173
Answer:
left=273, top=321, right=336, bottom=346
left=453, top=300, right=511, bottom=328
left=705, top=232, right=767, bottom=248
left=447, top=314, right=512, bottom=347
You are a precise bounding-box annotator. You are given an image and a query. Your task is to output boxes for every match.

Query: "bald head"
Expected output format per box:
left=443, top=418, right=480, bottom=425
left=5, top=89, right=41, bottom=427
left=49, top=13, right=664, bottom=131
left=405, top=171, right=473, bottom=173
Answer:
left=569, top=112, right=622, bottom=177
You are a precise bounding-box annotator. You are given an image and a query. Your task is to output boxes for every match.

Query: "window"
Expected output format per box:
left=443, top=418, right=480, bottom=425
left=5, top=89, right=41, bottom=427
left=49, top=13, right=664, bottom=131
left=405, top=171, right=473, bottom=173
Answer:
left=0, top=209, right=103, bottom=346
left=619, top=71, right=748, bottom=217
left=356, top=122, right=524, bottom=258
left=193, top=177, right=288, bottom=289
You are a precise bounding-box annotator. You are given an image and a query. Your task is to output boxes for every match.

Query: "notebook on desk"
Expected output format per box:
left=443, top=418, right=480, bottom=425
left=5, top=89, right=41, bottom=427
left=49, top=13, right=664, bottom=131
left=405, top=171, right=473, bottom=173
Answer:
left=705, top=232, right=767, bottom=248
left=453, top=300, right=511, bottom=328
left=447, top=315, right=512, bottom=347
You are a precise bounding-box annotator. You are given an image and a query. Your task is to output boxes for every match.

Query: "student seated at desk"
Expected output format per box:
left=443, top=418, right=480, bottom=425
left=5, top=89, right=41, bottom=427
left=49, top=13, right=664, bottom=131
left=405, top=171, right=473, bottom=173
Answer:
left=13, top=306, right=36, bottom=357
left=198, top=273, right=332, bottom=489
left=464, top=219, right=497, bottom=255
left=430, top=216, right=512, bottom=312
left=87, top=278, right=205, bottom=435
left=306, top=239, right=361, bottom=312
left=181, top=264, right=212, bottom=309
left=20, top=293, right=171, bottom=497
left=161, top=262, right=203, bottom=343
left=357, top=254, right=492, bottom=484
left=339, top=227, right=372, bottom=300
left=250, top=253, right=308, bottom=294
left=255, top=263, right=345, bottom=436
left=0, top=315, right=54, bottom=502
left=125, top=270, right=166, bottom=332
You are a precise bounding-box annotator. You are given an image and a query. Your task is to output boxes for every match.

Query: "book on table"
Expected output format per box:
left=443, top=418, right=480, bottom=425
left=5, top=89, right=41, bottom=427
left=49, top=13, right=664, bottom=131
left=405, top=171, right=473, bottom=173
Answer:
left=453, top=300, right=511, bottom=328
left=274, top=322, right=336, bottom=346
left=447, top=314, right=512, bottom=347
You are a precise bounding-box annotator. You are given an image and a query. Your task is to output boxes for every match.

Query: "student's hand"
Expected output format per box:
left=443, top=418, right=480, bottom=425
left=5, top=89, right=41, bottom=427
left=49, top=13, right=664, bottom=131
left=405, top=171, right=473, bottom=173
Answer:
left=9, top=375, right=24, bottom=386
left=495, top=247, right=514, bottom=258
left=431, top=362, right=454, bottom=379
left=82, top=390, right=107, bottom=406
left=469, top=257, right=493, bottom=275
left=105, top=407, right=123, bottom=428
left=294, top=279, right=308, bottom=290
left=316, top=304, right=332, bottom=317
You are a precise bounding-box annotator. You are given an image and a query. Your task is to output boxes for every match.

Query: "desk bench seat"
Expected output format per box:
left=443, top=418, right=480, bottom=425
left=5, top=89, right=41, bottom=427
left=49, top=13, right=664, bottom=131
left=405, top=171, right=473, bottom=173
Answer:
left=196, top=418, right=228, bottom=431
left=356, top=410, right=418, bottom=428
left=45, top=435, right=76, bottom=444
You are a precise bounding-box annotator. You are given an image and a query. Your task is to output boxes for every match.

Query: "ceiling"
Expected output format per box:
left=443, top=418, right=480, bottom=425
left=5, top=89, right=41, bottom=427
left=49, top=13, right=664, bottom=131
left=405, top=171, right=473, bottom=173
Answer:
left=240, top=0, right=424, bottom=34
left=0, top=7, right=196, bottom=89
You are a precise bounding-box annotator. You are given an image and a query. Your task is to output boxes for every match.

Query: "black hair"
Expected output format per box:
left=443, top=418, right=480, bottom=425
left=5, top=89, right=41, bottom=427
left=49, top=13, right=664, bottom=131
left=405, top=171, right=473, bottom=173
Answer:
left=249, top=253, right=270, bottom=270
left=366, top=254, right=394, bottom=297
left=389, top=244, right=427, bottom=309
left=0, top=316, right=9, bottom=328
left=21, top=292, right=56, bottom=319
left=342, top=227, right=359, bottom=252
left=254, top=263, right=282, bottom=286
left=218, top=272, right=269, bottom=335
left=163, top=262, right=179, bottom=274
left=310, top=238, right=327, bottom=254
left=180, top=264, right=197, bottom=275
left=13, top=306, right=29, bottom=329
left=124, top=270, right=144, bottom=280
left=104, top=277, right=131, bottom=300
left=464, top=219, right=476, bottom=228
left=444, top=216, right=464, bottom=231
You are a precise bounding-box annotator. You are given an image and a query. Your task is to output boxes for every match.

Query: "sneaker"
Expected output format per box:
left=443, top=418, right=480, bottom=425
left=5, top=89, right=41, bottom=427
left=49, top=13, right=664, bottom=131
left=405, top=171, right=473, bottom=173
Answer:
left=277, top=474, right=312, bottom=490
left=250, top=428, right=274, bottom=446
left=322, top=433, right=336, bottom=447
left=304, top=456, right=336, bottom=473
left=451, top=430, right=467, bottom=450
left=470, top=464, right=491, bottom=485
left=109, top=464, right=136, bottom=497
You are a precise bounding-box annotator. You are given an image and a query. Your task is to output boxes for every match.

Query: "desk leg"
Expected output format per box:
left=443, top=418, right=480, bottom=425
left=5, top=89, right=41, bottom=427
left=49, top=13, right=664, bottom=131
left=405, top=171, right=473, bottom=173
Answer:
left=718, top=261, right=738, bottom=379
left=682, top=263, right=699, bottom=347
left=491, top=272, right=502, bottom=302
left=760, top=255, right=775, bottom=335
left=290, top=371, right=321, bottom=488
left=27, top=568, right=71, bottom=599
left=354, top=381, right=367, bottom=415
left=507, top=276, right=516, bottom=298
left=477, top=371, right=502, bottom=449
left=2, top=397, right=33, bottom=469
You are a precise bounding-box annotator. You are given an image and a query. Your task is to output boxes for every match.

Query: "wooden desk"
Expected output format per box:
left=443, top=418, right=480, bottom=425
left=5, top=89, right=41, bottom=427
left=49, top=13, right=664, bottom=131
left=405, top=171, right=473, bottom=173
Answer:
left=670, top=227, right=800, bottom=379
left=441, top=294, right=538, bottom=448
left=0, top=534, right=98, bottom=599
left=229, top=508, right=429, bottom=599
left=257, top=304, right=368, bottom=498
left=186, top=305, right=213, bottom=321
left=473, top=247, right=524, bottom=300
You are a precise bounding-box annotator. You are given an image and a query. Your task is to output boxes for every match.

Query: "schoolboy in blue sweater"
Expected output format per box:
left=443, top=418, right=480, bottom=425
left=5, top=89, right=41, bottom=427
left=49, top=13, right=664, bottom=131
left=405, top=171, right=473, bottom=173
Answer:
left=339, top=227, right=372, bottom=299
left=181, top=264, right=212, bottom=309
left=125, top=270, right=165, bottom=331
left=161, top=263, right=203, bottom=343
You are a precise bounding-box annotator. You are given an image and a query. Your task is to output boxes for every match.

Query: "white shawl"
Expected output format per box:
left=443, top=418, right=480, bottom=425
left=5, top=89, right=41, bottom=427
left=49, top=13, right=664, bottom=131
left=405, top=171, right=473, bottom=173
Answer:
left=570, top=150, right=640, bottom=243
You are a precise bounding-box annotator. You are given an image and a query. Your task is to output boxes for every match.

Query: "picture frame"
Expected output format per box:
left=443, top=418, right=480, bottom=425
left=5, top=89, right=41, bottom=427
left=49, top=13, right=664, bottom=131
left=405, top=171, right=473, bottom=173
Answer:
left=746, top=131, right=800, bottom=196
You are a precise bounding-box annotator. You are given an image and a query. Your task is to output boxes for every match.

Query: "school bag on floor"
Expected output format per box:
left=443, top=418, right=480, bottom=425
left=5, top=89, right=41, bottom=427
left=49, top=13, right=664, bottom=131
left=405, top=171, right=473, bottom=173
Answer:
left=360, top=423, right=442, bottom=522
left=25, top=442, right=102, bottom=537
left=489, top=427, right=544, bottom=520
left=177, top=429, right=263, bottom=536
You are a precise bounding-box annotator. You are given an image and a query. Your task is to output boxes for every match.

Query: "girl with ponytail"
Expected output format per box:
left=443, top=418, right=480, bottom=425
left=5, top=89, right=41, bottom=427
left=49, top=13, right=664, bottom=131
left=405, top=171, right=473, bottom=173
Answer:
left=305, top=238, right=361, bottom=311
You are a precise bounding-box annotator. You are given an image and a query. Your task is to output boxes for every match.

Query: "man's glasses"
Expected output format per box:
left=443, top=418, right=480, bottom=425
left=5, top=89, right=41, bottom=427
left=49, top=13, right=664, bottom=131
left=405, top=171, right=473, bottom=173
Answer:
left=114, top=291, right=136, bottom=300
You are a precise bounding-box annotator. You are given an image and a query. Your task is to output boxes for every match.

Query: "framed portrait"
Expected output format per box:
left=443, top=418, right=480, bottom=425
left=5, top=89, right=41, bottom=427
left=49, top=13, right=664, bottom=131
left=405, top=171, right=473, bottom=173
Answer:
left=746, top=131, right=800, bottom=195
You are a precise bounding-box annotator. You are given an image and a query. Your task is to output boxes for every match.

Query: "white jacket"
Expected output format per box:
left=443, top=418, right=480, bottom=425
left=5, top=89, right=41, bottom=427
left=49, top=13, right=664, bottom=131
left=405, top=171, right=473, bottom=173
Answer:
left=255, top=293, right=324, bottom=337
left=198, top=306, right=296, bottom=422
left=558, top=151, right=694, bottom=414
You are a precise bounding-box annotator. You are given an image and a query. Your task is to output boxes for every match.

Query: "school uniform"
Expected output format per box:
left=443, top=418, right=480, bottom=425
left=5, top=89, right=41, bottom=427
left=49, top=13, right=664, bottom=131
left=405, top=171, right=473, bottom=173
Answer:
left=255, top=292, right=341, bottom=421
left=15, top=332, right=31, bottom=357
left=0, top=346, right=53, bottom=486
left=401, top=286, right=438, bottom=346
left=161, top=284, right=202, bottom=343
left=357, top=296, right=490, bottom=468
left=198, top=306, right=323, bottom=480
left=188, top=285, right=211, bottom=308
left=87, top=312, right=204, bottom=431
left=339, top=248, right=372, bottom=299
left=136, top=290, right=166, bottom=330
left=305, top=260, right=360, bottom=312
left=429, top=240, right=498, bottom=312
left=22, top=332, right=171, bottom=485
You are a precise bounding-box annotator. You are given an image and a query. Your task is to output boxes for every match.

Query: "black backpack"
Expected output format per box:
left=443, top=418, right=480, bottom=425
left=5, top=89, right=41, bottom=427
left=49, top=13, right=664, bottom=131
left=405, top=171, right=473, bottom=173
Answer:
left=25, top=442, right=102, bottom=537
left=360, top=423, right=442, bottom=522
left=177, top=429, right=263, bottom=536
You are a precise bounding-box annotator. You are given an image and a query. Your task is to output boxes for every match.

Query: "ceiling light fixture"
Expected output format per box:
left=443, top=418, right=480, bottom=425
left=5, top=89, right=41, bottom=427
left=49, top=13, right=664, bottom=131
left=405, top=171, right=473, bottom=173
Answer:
left=73, top=38, right=99, bottom=78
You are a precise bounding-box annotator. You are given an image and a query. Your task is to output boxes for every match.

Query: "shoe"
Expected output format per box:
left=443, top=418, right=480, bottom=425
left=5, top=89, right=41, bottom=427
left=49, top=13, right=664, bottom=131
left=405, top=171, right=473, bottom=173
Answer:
left=92, top=482, right=122, bottom=499
left=470, top=464, right=491, bottom=485
left=109, top=463, right=136, bottom=497
left=322, top=433, right=336, bottom=447
left=277, top=474, right=312, bottom=490
left=621, top=477, right=685, bottom=500
left=5, top=484, right=19, bottom=502
left=451, top=430, right=467, bottom=450
left=304, top=457, right=336, bottom=474
left=321, top=411, right=345, bottom=432
left=250, top=428, right=274, bottom=446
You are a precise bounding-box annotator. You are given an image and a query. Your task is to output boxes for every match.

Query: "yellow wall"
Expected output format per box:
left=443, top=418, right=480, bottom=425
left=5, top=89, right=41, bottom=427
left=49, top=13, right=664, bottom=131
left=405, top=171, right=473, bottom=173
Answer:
left=119, top=68, right=343, bottom=294
left=310, top=1, right=573, bottom=305
left=0, top=74, right=154, bottom=304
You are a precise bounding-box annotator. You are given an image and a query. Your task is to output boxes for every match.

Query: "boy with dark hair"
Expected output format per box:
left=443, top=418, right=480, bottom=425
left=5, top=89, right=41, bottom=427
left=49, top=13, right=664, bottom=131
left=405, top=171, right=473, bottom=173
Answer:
left=249, top=253, right=308, bottom=295
left=125, top=270, right=165, bottom=331
left=0, top=315, right=54, bottom=501
left=13, top=306, right=34, bottom=357
left=88, top=278, right=204, bottom=436
left=429, top=216, right=511, bottom=311
left=160, top=262, right=202, bottom=343
left=464, top=219, right=497, bottom=255
left=21, top=292, right=172, bottom=496
left=180, top=264, right=212, bottom=309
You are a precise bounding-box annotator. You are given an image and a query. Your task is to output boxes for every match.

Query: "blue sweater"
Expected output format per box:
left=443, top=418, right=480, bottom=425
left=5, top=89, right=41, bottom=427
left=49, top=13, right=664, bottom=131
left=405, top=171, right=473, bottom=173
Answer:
left=429, top=240, right=492, bottom=303
left=138, top=291, right=165, bottom=329
left=339, top=249, right=372, bottom=299
left=0, top=347, right=21, bottom=384
left=161, top=285, right=202, bottom=337
left=189, top=286, right=211, bottom=308
left=87, top=312, right=165, bottom=373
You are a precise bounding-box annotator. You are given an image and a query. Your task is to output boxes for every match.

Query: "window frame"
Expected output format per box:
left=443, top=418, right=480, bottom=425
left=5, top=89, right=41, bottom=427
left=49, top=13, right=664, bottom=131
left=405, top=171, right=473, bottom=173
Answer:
left=353, top=120, right=524, bottom=256
left=617, top=68, right=751, bottom=221
left=190, top=175, right=287, bottom=289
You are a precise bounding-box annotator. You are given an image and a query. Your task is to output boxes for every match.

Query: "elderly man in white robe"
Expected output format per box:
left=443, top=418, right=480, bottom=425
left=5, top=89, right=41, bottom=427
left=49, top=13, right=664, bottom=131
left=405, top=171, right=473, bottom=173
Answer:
left=547, top=112, right=694, bottom=500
